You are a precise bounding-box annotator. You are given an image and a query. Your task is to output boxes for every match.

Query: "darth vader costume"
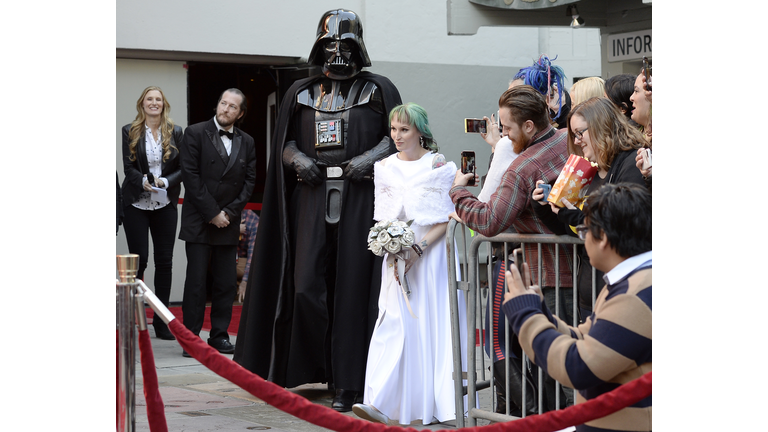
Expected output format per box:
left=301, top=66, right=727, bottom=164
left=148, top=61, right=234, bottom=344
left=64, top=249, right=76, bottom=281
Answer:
left=234, top=9, right=402, bottom=412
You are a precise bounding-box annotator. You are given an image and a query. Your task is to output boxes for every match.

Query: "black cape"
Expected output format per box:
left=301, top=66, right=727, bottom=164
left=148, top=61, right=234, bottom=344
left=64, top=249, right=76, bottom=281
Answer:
left=234, top=71, right=402, bottom=390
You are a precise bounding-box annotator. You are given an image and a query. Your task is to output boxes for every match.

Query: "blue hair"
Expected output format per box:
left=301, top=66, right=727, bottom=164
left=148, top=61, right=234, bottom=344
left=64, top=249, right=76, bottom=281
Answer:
left=389, top=103, right=438, bottom=152
left=513, top=55, right=567, bottom=120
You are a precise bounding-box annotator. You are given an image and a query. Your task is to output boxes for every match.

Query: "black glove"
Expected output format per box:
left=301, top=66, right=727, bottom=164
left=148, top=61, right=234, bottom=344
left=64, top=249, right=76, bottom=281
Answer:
left=343, top=136, right=392, bottom=181
left=283, top=141, right=322, bottom=186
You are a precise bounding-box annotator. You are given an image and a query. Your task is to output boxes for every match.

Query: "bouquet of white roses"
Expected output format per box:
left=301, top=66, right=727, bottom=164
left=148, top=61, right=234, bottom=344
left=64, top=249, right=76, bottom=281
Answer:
left=367, top=219, right=415, bottom=257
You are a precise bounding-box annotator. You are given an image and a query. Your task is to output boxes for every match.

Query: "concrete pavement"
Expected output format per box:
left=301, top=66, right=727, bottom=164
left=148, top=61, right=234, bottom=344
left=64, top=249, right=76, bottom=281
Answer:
left=132, top=326, right=493, bottom=431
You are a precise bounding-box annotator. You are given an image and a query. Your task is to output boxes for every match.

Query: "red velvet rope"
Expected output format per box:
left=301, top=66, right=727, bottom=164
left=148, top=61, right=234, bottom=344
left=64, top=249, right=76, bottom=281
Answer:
left=167, top=319, right=651, bottom=432
left=138, top=329, right=169, bottom=432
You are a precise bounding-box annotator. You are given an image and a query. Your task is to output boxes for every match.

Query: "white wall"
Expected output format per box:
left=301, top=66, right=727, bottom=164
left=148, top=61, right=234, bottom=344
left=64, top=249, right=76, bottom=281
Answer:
left=116, top=59, right=188, bottom=302
left=116, top=0, right=601, bottom=301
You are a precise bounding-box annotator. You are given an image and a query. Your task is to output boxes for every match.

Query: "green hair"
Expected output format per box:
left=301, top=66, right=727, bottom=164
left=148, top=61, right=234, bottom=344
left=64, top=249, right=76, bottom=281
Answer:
left=389, top=103, right=438, bottom=152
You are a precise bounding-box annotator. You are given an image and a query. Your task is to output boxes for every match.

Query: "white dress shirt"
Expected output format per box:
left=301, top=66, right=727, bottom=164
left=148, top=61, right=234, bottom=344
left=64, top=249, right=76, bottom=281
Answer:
left=213, top=116, right=233, bottom=156
left=133, top=124, right=169, bottom=210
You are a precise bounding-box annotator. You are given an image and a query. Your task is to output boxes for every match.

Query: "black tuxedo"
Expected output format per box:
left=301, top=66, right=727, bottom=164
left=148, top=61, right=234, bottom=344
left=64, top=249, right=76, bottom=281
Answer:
left=179, top=118, right=257, bottom=342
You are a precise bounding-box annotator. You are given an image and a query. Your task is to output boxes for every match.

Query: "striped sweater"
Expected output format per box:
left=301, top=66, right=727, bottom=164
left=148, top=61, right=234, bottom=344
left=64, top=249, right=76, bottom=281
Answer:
left=502, top=261, right=652, bottom=431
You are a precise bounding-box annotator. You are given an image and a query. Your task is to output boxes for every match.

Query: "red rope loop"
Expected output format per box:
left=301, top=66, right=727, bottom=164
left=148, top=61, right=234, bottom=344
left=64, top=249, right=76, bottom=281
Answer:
left=167, top=319, right=651, bottom=432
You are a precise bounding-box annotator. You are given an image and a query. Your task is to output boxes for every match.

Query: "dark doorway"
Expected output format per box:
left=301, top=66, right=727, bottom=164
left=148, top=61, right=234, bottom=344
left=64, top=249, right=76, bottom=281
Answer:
left=186, top=62, right=280, bottom=207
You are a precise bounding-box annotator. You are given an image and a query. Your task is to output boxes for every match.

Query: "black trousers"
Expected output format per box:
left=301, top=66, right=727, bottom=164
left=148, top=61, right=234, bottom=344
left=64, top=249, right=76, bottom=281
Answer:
left=122, top=204, right=177, bottom=332
left=182, top=242, right=237, bottom=342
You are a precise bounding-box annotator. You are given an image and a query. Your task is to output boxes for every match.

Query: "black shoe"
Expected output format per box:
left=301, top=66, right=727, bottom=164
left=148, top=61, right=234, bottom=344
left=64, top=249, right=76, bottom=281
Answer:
left=208, top=338, right=235, bottom=354
left=332, top=389, right=362, bottom=412
left=154, top=325, right=176, bottom=340
left=182, top=350, right=192, bottom=358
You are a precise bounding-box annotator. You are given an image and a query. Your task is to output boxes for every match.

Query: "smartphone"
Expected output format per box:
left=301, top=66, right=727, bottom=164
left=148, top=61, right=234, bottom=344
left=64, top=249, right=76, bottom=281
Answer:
left=642, top=56, right=651, bottom=91
left=461, top=151, right=476, bottom=186
left=147, top=173, right=155, bottom=186
left=464, top=118, right=487, bottom=134
left=641, top=148, right=652, bottom=170
left=538, top=183, right=552, bottom=203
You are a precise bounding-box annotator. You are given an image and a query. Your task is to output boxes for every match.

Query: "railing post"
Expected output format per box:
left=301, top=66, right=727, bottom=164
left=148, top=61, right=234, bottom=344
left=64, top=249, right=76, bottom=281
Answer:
left=116, top=254, right=139, bottom=432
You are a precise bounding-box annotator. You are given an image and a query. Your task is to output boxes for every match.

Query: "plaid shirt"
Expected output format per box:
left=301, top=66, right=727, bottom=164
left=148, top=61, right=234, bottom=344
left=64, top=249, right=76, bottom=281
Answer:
left=450, top=126, right=573, bottom=287
left=237, top=209, right=260, bottom=283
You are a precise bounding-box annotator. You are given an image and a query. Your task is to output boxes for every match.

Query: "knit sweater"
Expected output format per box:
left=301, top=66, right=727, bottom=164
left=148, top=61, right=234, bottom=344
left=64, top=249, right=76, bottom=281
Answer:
left=502, top=256, right=652, bottom=431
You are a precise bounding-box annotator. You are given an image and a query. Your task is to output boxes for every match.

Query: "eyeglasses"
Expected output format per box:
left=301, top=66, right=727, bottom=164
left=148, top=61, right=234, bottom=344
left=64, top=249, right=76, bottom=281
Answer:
left=573, top=127, right=589, bottom=140
left=575, top=224, right=589, bottom=240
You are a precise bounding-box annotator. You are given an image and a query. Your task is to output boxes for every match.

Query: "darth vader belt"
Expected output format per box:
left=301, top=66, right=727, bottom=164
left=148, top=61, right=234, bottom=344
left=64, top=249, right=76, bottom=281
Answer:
left=325, top=166, right=343, bottom=179
left=315, top=119, right=344, bottom=150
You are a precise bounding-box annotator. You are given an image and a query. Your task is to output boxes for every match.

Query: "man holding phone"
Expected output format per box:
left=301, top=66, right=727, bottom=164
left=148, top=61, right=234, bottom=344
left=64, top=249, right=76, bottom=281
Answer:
left=450, top=85, right=575, bottom=409
left=502, top=183, right=652, bottom=431
left=451, top=84, right=574, bottom=321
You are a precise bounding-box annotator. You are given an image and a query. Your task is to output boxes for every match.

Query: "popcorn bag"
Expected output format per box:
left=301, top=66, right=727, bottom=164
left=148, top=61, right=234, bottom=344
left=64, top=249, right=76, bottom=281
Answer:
left=547, top=154, right=599, bottom=208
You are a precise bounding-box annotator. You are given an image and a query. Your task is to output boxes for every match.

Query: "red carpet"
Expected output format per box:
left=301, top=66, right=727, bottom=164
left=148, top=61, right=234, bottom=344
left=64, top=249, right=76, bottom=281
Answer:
left=147, top=306, right=242, bottom=336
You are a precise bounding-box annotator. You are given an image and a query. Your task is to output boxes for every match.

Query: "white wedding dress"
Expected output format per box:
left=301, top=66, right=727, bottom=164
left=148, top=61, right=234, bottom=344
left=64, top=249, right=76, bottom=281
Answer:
left=364, top=152, right=469, bottom=425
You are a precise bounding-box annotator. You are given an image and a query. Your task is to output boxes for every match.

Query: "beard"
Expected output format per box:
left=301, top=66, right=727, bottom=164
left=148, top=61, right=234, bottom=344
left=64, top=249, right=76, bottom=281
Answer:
left=509, top=129, right=531, bottom=154
left=216, top=112, right=236, bottom=128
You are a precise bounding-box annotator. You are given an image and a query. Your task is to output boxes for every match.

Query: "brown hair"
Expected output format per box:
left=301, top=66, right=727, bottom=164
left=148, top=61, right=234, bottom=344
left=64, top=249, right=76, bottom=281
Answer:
left=498, top=85, right=550, bottom=131
left=566, top=97, right=646, bottom=172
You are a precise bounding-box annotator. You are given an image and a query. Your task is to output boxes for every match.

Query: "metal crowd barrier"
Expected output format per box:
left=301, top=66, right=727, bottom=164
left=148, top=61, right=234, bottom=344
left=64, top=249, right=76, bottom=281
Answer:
left=446, top=219, right=594, bottom=427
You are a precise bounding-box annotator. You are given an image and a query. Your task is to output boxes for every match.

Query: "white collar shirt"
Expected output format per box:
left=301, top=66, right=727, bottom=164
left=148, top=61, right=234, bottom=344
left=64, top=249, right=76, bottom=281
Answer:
left=603, top=250, right=652, bottom=286
left=213, top=116, right=233, bottom=156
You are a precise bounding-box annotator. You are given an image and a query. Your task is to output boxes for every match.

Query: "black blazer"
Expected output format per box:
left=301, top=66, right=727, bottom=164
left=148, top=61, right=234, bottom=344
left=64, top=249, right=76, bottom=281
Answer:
left=120, top=123, right=184, bottom=207
left=178, top=118, right=257, bottom=245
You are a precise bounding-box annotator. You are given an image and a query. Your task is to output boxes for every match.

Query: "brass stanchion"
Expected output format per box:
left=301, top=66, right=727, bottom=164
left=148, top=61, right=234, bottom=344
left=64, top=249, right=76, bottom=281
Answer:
left=116, top=254, right=139, bottom=432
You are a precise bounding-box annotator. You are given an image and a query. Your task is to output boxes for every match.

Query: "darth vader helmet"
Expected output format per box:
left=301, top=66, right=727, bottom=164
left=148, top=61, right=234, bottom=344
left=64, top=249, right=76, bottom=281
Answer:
left=308, top=9, right=372, bottom=79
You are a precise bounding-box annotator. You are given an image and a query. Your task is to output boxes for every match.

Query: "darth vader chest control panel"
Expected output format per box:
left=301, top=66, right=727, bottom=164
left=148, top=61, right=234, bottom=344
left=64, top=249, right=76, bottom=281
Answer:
left=315, top=119, right=344, bottom=150
left=297, top=78, right=382, bottom=151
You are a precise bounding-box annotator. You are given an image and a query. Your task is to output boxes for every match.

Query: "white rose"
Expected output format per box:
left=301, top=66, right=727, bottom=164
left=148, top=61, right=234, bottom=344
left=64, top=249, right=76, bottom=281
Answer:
left=387, top=225, right=405, bottom=237
left=384, top=238, right=401, bottom=254
left=401, top=230, right=415, bottom=247
left=375, top=220, right=389, bottom=230
left=377, top=230, right=391, bottom=243
left=369, top=241, right=384, bottom=256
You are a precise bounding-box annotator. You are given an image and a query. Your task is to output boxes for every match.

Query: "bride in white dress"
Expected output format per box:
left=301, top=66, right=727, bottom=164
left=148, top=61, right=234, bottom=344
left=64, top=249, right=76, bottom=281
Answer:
left=353, top=103, right=469, bottom=426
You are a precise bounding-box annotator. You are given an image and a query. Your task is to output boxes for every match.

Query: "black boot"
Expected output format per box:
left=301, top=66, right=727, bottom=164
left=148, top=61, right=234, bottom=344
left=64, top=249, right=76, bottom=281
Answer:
left=507, top=356, right=537, bottom=416
left=492, top=360, right=523, bottom=417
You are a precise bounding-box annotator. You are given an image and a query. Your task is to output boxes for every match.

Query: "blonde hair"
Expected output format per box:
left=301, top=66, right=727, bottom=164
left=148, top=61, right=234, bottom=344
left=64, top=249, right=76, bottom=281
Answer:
left=569, top=77, right=606, bottom=106
left=127, top=86, right=177, bottom=162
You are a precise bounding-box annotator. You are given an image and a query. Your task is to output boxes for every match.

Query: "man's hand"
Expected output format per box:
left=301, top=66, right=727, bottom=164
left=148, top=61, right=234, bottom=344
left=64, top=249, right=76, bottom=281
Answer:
left=480, top=114, right=501, bottom=152
left=237, top=279, right=247, bottom=303
left=503, top=262, right=542, bottom=304
left=343, top=136, right=391, bottom=182
left=210, top=211, right=230, bottom=228
left=452, top=169, right=477, bottom=188
left=283, top=141, right=322, bottom=186
left=448, top=211, right=464, bottom=224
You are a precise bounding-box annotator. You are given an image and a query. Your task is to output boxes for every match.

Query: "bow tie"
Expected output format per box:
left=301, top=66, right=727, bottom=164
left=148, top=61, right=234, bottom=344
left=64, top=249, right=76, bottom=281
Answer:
left=218, top=129, right=234, bottom=140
